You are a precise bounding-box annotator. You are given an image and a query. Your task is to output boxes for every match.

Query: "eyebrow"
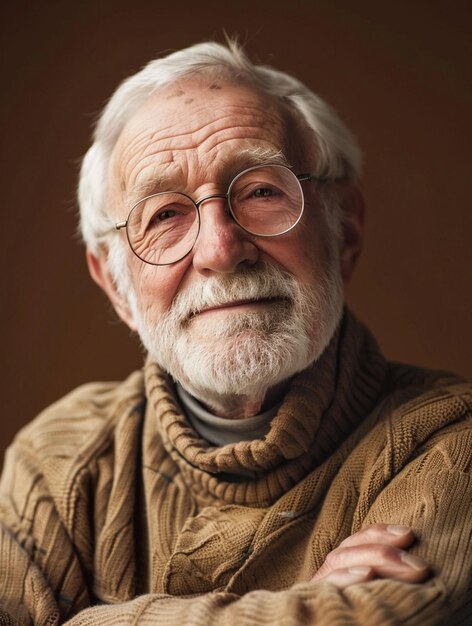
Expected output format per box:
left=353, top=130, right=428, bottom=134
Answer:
left=225, top=147, right=292, bottom=171
left=124, top=147, right=292, bottom=207
left=124, top=171, right=172, bottom=207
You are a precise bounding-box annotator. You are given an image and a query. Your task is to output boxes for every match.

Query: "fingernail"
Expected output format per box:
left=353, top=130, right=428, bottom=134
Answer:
left=348, top=567, right=371, bottom=576
left=387, top=524, right=410, bottom=535
left=401, top=552, right=429, bottom=570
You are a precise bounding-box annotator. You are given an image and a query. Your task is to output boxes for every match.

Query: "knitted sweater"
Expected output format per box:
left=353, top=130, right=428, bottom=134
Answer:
left=0, top=313, right=471, bottom=625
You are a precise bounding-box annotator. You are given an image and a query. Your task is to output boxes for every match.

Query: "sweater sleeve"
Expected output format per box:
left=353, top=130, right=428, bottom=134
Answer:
left=2, top=423, right=471, bottom=626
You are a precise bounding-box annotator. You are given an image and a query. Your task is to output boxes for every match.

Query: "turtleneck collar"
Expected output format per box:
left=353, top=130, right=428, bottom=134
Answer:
left=144, top=309, right=388, bottom=507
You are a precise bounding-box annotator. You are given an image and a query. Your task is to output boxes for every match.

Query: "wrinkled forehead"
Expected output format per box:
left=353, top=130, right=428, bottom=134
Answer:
left=123, top=77, right=287, bottom=133
left=109, top=76, right=313, bottom=191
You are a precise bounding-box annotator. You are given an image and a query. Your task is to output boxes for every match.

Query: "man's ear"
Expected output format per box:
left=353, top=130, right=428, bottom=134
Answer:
left=338, top=183, right=365, bottom=284
left=86, top=248, right=137, bottom=331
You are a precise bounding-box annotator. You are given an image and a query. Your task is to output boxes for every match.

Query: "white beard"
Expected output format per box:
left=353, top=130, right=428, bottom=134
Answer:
left=127, top=260, right=344, bottom=404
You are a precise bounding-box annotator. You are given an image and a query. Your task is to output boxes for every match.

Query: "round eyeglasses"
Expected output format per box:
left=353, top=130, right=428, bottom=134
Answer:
left=115, top=164, right=324, bottom=266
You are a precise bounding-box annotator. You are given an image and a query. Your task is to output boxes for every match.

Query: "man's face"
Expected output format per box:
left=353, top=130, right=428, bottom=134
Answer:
left=103, top=77, right=346, bottom=408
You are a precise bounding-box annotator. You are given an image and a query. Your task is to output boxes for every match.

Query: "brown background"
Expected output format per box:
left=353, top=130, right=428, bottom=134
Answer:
left=1, top=0, right=471, bottom=464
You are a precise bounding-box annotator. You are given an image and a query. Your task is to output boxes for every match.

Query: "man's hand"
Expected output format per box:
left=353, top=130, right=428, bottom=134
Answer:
left=311, top=523, right=430, bottom=589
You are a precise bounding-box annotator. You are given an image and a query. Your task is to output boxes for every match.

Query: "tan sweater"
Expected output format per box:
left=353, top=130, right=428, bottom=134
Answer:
left=1, top=313, right=471, bottom=625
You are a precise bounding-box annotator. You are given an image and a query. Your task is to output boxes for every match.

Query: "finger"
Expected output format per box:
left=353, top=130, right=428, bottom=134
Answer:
left=338, top=523, right=415, bottom=550
left=316, top=566, right=375, bottom=589
left=313, top=543, right=430, bottom=584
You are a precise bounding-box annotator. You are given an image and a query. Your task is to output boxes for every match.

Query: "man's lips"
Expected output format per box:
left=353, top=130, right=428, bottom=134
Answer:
left=195, top=296, right=288, bottom=316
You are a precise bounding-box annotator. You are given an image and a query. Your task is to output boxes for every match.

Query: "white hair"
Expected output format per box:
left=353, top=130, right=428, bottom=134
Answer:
left=78, top=39, right=362, bottom=255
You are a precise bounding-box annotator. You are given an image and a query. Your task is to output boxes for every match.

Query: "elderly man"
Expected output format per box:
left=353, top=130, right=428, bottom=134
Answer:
left=0, top=41, right=470, bottom=626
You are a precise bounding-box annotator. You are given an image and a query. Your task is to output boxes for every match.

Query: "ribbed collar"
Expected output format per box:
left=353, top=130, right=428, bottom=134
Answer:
left=144, top=309, right=388, bottom=507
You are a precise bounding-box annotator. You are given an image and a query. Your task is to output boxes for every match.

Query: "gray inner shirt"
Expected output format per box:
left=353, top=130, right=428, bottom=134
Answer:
left=176, top=383, right=279, bottom=447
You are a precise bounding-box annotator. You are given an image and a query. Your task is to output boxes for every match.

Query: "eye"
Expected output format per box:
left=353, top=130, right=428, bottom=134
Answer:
left=149, top=206, right=185, bottom=228
left=157, top=209, right=178, bottom=221
left=253, top=186, right=275, bottom=198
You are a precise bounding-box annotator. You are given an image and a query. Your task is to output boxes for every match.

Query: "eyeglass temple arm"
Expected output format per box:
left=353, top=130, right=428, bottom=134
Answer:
left=296, top=173, right=338, bottom=184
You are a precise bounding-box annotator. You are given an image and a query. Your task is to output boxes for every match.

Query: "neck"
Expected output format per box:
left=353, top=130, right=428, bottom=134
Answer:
left=180, top=377, right=293, bottom=420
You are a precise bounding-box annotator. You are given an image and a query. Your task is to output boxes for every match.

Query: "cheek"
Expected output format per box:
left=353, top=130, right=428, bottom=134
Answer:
left=128, top=255, right=186, bottom=317
left=296, top=206, right=339, bottom=275
left=258, top=221, right=329, bottom=285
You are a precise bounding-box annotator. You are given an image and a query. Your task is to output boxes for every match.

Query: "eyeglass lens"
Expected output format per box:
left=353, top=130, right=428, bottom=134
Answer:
left=126, top=164, right=304, bottom=265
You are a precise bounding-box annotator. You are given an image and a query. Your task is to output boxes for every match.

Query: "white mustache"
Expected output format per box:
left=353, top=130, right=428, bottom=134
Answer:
left=170, top=263, right=296, bottom=322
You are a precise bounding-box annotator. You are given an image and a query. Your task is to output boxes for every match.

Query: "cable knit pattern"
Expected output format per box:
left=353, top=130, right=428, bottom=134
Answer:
left=0, top=311, right=471, bottom=625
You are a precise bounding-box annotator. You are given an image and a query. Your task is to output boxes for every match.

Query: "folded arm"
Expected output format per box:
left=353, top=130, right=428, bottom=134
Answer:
left=2, top=469, right=470, bottom=626
left=1, top=405, right=471, bottom=625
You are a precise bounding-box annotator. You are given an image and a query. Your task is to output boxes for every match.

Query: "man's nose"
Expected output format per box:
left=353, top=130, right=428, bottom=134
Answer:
left=191, top=196, right=259, bottom=274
